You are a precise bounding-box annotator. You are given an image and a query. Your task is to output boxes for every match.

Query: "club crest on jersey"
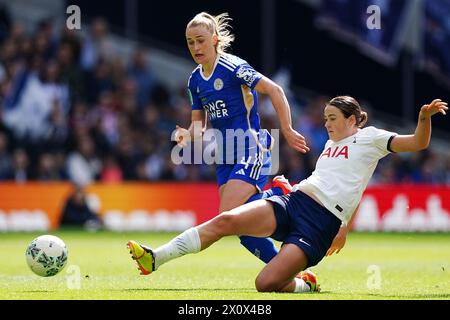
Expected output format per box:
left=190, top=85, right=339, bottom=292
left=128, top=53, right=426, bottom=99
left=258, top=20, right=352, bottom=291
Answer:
left=320, top=146, right=349, bottom=159
left=214, top=78, right=224, bottom=91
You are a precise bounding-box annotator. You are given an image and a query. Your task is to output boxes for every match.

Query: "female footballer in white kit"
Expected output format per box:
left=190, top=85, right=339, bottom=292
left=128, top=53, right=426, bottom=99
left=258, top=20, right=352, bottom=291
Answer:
left=128, top=96, right=447, bottom=293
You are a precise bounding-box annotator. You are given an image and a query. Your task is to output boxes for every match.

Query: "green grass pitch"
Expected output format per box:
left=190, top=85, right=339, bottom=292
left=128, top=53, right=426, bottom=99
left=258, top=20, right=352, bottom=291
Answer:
left=0, top=231, right=448, bottom=300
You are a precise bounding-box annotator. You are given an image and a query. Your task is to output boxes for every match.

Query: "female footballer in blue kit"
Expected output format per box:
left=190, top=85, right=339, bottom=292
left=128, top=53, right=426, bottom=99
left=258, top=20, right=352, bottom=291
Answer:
left=174, top=12, right=309, bottom=264
left=129, top=96, right=447, bottom=292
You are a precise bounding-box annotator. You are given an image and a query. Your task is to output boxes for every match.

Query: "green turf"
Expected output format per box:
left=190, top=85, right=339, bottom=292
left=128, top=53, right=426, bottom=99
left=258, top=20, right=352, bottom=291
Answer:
left=0, top=230, right=448, bottom=300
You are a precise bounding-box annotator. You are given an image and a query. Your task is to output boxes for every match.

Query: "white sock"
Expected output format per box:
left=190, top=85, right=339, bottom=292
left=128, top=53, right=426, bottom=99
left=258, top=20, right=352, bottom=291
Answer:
left=294, top=277, right=311, bottom=293
left=153, top=227, right=201, bottom=270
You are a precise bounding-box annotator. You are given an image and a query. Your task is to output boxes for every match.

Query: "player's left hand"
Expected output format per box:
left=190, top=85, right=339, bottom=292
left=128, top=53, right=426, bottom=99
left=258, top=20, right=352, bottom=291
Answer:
left=326, top=228, right=347, bottom=256
left=420, top=99, right=448, bottom=118
left=283, top=127, right=310, bottom=154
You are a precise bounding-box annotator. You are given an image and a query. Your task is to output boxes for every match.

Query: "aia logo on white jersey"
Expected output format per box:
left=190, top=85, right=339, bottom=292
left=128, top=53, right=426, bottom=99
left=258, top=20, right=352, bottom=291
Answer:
left=321, top=146, right=349, bottom=159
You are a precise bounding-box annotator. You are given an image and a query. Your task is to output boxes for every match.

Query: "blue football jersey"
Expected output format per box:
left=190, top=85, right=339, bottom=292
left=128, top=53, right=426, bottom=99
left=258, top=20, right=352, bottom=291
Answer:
left=187, top=53, right=266, bottom=163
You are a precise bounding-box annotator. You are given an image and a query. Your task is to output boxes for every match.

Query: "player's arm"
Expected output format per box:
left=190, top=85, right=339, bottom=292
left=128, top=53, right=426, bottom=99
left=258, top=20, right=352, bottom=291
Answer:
left=175, top=110, right=205, bottom=146
left=188, top=109, right=206, bottom=140
left=326, top=204, right=360, bottom=256
left=390, top=99, right=447, bottom=153
left=255, top=76, right=310, bottom=154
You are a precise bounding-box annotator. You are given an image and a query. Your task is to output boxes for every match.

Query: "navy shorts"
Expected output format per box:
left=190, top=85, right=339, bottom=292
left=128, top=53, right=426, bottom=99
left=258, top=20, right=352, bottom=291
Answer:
left=266, top=191, right=341, bottom=268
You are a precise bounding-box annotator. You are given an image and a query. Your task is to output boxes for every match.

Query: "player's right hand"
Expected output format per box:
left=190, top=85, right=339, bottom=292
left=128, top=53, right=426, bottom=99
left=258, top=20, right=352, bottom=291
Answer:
left=283, top=127, right=310, bottom=154
left=174, top=125, right=191, bottom=147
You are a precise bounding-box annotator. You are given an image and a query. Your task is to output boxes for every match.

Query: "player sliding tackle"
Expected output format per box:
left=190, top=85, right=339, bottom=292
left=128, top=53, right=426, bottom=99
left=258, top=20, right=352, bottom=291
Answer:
left=128, top=97, right=447, bottom=293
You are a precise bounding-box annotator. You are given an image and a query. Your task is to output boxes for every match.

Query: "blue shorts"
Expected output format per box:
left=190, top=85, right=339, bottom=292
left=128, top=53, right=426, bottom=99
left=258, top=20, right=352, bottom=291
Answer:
left=216, top=154, right=271, bottom=192
left=266, top=191, right=341, bottom=268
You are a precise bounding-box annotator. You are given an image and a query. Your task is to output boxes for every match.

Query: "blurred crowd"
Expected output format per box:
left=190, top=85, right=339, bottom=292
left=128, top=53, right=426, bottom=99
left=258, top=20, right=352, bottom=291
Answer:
left=0, top=14, right=449, bottom=187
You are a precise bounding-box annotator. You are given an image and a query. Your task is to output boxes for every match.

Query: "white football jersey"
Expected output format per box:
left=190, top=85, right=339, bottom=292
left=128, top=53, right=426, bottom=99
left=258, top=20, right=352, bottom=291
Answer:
left=292, top=126, right=397, bottom=225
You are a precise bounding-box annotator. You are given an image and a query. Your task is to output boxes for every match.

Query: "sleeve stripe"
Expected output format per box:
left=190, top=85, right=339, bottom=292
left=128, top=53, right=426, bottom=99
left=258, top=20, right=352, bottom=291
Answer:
left=220, top=55, right=238, bottom=66
left=219, top=57, right=237, bottom=69
left=387, top=135, right=396, bottom=153
left=218, top=61, right=235, bottom=72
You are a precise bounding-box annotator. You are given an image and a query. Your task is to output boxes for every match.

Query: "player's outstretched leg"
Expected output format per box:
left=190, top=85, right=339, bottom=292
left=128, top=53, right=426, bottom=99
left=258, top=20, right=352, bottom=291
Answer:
left=127, top=240, right=155, bottom=275
left=127, top=200, right=276, bottom=275
left=127, top=227, right=201, bottom=275
left=240, top=175, right=293, bottom=263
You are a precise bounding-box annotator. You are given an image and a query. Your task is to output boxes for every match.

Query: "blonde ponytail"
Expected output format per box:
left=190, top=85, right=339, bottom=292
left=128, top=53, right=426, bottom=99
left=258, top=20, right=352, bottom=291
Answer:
left=187, top=12, right=235, bottom=54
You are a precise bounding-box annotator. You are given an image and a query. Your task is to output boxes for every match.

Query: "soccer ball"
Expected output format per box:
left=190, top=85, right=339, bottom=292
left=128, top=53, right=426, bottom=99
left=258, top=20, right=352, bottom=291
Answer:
left=25, top=235, right=68, bottom=277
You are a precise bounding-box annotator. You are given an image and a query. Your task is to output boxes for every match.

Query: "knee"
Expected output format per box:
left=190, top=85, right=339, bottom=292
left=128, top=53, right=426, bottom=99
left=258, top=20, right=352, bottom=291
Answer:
left=255, top=274, right=282, bottom=293
left=211, top=212, right=236, bottom=236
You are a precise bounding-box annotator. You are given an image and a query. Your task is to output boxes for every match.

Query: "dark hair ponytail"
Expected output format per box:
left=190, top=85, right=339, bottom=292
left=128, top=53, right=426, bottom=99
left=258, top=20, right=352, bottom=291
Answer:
left=328, top=96, right=368, bottom=128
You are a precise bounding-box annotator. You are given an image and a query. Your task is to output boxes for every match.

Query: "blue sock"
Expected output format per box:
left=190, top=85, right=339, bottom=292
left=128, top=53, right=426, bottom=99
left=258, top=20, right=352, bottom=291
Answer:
left=238, top=187, right=283, bottom=264
left=246, top=187, right=284, bottom=202
left=239, top=235, right=278, bottom=264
